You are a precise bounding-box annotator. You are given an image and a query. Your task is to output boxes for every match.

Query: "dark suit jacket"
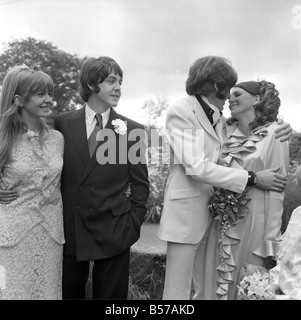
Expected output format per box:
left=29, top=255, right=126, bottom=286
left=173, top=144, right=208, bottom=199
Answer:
left=54, top=106, right=149, bottom=261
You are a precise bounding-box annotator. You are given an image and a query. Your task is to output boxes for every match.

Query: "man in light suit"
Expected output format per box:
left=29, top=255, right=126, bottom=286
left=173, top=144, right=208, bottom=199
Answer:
left=158, top=56, right=290, bottom=300
left=54, top=56, right=149, bottom=299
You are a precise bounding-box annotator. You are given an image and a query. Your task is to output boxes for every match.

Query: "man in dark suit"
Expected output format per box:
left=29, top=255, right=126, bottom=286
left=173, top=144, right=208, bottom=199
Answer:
left=54, top=56, right=149, bottom=299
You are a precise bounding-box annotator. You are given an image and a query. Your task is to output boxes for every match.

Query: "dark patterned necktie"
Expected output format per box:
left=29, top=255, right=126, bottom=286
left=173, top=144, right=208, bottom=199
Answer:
left=88, top=113, right=103, bottom=157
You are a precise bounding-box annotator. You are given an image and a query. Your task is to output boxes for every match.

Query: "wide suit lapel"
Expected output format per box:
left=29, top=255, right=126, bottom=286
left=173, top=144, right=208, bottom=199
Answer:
left=188, top=95, right=222, bottom=143
left=214, top=116, right=224, bottom=145
left=80, top=107, right=119, bottom=183
left=68, top=106, right=90, bottom=168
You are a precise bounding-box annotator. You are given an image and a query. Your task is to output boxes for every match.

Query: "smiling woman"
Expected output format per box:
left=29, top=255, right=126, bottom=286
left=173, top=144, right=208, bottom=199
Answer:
left=0, top=65, right=65, bottom=300
left=15, top=70, right=54, bottom=128
left=204, top=80, right=289, bottom=300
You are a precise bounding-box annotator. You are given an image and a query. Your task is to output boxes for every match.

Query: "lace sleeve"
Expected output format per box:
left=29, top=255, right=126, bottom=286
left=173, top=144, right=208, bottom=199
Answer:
left=275, top=206, right=301, bottom=299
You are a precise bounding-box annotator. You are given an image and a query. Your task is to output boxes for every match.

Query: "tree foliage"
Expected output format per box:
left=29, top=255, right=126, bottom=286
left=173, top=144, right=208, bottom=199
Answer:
left=142, top=96, right=168, bottom=129
left=142, top=96, right=170, bottom=223
left=289, top=130, right=301, bottom=162
left=0, top=37, right=83, bottom=123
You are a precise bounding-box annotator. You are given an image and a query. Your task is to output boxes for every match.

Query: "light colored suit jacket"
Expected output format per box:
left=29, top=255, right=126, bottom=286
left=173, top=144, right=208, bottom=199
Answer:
left=158, top=95, right=248, bottom=244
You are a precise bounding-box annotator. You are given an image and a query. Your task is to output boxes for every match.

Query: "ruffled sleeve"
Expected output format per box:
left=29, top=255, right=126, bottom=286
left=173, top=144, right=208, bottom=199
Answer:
left=252, top=124, right=289, bottom=259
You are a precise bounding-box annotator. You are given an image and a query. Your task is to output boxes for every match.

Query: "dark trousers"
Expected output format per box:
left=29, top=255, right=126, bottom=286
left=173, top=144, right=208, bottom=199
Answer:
left=62, top=249, right=130, bottom=300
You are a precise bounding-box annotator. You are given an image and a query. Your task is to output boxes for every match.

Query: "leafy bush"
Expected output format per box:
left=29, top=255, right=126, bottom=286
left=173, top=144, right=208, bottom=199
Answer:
left=282, top=161, right=301, bottom=233
left=144, top=145, right=170, bottom=223
left=282, top=131, right=301, bottom=232
left=289, top=131, right=301, bottom=161
left=142, top=97, right=169, bottom=224
left=127, top=277, right=150, bottom=300
left=129, top=251, right=166, bottom=300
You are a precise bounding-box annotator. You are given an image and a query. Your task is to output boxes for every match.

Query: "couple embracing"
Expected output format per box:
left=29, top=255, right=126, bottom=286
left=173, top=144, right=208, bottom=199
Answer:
left=158, top=56, right=290, bottom=300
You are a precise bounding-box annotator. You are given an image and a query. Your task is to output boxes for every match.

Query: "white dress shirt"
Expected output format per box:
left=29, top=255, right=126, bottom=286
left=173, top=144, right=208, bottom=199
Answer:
left=85, top=104, right=111, bottom=139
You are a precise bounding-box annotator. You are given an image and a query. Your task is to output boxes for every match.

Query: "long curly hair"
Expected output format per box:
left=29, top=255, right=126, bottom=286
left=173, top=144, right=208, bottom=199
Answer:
left=227, top=80, right=280, bottom=130
left=249, top=80, right=280, bottom=130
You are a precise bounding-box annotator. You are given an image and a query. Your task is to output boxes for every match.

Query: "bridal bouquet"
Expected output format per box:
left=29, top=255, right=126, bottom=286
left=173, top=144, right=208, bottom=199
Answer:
left=208, top=187, right=251, bottom=226
left=237, top=268, right=276, bottom=300
left=208, top=187, right=251, bottom=299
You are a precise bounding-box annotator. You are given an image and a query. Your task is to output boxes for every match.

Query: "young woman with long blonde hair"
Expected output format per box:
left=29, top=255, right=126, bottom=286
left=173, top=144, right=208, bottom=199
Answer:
left=0, top=65, right=64, bottom=300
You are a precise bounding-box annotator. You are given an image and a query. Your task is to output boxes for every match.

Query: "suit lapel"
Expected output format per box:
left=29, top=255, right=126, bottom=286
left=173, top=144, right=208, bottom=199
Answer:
left=214, top=117, right=224, bottom=144
left=80, top=108, right=119, bottom=183
left=105, top=107, right=117, bottom=131
left=189, top=95, right=220, bottom=142
left=68, top=107, right=90, bottom=167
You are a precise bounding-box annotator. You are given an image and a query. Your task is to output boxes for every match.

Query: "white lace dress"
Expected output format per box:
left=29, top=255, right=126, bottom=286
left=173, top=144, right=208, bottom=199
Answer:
left=270, top=206, right=301, bottom=300
left=0, top=129, right=65, bottom=300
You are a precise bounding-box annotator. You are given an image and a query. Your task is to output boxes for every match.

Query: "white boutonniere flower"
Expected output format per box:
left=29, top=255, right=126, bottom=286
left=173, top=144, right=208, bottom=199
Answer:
left=112, top=119, right=127, bottom=135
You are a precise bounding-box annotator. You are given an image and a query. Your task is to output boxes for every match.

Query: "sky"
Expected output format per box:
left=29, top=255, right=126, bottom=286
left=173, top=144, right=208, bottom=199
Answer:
left=0, top=0, right=300, bottom=130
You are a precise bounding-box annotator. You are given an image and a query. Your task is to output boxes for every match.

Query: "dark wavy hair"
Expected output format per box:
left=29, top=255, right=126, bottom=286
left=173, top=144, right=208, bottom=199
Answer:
left=227, top=80, right=280, bottom=130
left=185, top=56, right=238, bottom=95
left=79, top=56, right=123, bottom=102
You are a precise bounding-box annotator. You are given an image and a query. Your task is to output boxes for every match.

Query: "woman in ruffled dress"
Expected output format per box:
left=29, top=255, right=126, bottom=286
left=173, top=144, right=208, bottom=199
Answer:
left=0, top=65, right=65, bottom=299
left=203, top=80, right=289, bottom=300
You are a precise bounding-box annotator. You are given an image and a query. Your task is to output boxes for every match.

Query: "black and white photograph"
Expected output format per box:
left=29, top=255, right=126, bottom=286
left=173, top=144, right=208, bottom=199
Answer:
left=0, top=0, right=301, bottom=306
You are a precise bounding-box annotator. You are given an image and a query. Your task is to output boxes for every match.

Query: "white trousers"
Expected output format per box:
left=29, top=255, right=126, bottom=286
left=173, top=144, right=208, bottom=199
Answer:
left=162, top=231, right=209, bottom=300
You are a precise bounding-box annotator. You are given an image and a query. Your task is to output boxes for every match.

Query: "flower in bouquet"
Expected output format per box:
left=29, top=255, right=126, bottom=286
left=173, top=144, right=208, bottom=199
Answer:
left=237, top=268, right=276, bottom=300
left=208, top=187, right=251, bottom=226
left=208, top=187, right=251, bottom=299
left=208, top=187, right=251, bottom=260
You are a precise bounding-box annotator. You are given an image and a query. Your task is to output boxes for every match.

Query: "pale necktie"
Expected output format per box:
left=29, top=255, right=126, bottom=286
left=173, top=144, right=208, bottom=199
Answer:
left=88, top=113, right=103, bottom=157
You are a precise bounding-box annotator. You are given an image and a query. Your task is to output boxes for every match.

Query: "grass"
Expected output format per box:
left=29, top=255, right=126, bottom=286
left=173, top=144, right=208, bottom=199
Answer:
left=85, top=252, right=166, bottom=300
left=128, top=251, right=166, bottom=300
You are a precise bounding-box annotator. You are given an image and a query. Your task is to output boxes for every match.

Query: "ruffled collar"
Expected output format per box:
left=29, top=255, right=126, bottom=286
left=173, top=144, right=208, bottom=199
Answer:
left=221, top=122, right=272, bottom=166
